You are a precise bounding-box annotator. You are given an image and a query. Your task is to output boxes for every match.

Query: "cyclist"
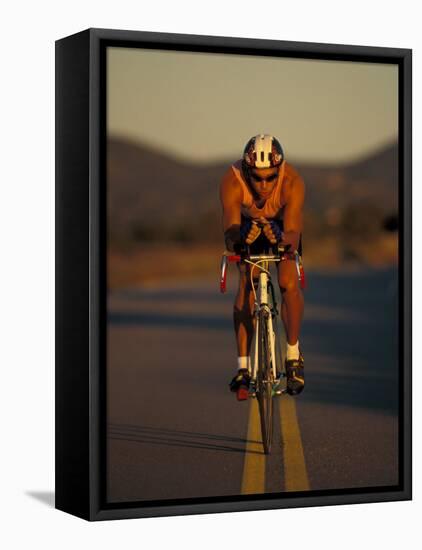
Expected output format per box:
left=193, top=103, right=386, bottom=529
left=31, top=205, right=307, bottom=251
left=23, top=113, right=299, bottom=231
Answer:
left=219, top=134, right=305, bottom=398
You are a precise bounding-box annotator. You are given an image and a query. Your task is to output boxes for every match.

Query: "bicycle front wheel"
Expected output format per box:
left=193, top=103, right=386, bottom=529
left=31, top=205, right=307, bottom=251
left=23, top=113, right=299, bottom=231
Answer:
left=256, top=309, right=274, bottom=455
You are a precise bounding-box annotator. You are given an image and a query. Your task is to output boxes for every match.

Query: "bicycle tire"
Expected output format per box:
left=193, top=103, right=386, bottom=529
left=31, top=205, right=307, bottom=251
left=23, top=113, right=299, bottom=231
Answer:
left=256, top=309, right=274, bottom=455
left=268, top=280, right=284, bottom=375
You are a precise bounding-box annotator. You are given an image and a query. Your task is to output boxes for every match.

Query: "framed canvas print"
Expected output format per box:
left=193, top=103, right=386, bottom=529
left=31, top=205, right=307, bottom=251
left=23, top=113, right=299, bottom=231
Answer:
left=55, top=28, right=412, bottom=521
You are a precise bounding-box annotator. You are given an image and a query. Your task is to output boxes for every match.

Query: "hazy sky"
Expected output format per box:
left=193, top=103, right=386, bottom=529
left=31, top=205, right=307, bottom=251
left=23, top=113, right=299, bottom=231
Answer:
left=107, top=47, right=398, bottom=165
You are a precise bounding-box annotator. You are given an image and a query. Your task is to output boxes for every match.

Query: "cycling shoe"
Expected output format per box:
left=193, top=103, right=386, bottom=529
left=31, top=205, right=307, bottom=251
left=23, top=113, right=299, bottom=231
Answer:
left=285, top=353, right=305, bottom=395
left=229, top=369, right=251, bottom=401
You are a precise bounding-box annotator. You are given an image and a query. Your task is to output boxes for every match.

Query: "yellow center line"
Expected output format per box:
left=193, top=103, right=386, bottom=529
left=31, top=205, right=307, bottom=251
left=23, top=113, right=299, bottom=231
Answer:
left=241, top=399, right=266, bottom=494
left=279, top=396, right=310, bottom=491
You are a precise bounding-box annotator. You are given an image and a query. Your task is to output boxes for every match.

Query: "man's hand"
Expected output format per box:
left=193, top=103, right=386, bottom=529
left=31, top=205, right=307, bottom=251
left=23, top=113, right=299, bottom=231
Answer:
left=241, top=220, right=262, bottom=244
left=280, top=230, right=300, bottom=251
left=259, top=216, right=282, bottom=245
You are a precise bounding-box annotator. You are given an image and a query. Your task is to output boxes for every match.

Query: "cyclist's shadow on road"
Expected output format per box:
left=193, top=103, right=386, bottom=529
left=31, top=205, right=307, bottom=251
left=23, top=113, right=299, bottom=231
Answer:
left=108, top=424, right=263, bottom=454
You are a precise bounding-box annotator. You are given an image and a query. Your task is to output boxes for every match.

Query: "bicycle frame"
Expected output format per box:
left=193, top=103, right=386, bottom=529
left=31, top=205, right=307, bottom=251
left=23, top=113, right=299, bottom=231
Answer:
left=246, top=255, right=280, bottom=386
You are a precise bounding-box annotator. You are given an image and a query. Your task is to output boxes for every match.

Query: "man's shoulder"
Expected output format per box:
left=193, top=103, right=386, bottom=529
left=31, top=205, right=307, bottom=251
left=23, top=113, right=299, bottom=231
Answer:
left=284, top=161, right=304, bottom=183
left=220, top=160, right=243, bottom=201
left=283, top=162, right=305, bottom=204
left=220, top=160, right=242, bottom=187
left=221, top=159, right=241, bottom=177
left=284, top=161, right=305, bottom=192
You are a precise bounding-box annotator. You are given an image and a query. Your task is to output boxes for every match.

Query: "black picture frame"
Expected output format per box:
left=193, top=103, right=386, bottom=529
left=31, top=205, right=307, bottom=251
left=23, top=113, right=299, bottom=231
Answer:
left=55, top=27, right=412, bottom=521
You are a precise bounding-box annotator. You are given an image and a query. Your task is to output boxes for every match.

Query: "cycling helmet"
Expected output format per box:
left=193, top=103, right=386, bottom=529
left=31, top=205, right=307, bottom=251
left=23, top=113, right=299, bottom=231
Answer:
left=243, top=134, right=284, bottom=168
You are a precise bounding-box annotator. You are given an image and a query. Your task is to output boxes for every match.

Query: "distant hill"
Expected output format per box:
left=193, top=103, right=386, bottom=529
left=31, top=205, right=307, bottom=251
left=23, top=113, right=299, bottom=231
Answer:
left=296, top=143, right=398, bottom=212
left=107, top=136, right=399, bottom=250
left=107, top=139, right=225, bottom=241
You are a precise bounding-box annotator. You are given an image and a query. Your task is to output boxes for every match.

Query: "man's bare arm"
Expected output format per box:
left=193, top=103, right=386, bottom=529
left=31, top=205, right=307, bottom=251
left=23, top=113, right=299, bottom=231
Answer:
left=282, top=175, right=305, bottom=251
left=219, top=169, right=243, bottom=252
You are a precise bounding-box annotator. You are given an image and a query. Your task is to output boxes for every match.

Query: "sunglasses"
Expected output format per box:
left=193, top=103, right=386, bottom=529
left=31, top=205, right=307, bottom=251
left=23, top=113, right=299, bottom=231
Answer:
left=250, top=171, right=278, bottom=183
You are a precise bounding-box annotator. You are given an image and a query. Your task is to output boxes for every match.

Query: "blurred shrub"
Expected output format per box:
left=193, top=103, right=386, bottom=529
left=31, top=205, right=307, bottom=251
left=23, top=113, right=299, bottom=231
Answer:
left=339, top=201, right=384, bottom=237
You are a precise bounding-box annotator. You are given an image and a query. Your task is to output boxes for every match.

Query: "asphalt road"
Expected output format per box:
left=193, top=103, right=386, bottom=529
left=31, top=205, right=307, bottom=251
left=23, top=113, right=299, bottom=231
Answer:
left=107, top=267, right=399, bottom=503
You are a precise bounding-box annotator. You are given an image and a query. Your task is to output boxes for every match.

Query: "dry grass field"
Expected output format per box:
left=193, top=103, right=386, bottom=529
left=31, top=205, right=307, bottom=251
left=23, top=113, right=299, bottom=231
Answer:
left=108, top=234, right=398, bottom=290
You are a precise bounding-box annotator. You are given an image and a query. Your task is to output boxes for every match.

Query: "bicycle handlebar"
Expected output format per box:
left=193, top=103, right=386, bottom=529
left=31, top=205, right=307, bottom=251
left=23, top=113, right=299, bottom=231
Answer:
left=220, top=243, right=292, bottom=293
left=219, top=242, right=306, bottom=293
left=229, top=243, right=290, bottom=261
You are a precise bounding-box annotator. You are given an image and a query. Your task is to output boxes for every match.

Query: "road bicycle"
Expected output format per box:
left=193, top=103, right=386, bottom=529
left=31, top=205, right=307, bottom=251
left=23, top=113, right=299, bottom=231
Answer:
left=220, top=239, right=305, bottom=454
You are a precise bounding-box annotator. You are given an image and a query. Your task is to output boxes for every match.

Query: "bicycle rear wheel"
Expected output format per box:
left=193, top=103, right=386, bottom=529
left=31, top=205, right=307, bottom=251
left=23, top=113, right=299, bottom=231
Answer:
left=256, top=309, right=274, bottom=455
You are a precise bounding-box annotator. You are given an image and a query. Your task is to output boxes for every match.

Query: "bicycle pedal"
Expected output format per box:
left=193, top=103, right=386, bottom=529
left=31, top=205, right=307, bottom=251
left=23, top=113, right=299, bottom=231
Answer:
left=237, top=387, right=249, bottom=401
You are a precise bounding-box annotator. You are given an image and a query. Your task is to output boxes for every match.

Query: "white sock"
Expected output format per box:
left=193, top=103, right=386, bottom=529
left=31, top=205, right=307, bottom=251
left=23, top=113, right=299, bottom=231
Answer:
left=237, top=356, right=251, bottom=372
left=287, top=341, right=300, bottom=361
